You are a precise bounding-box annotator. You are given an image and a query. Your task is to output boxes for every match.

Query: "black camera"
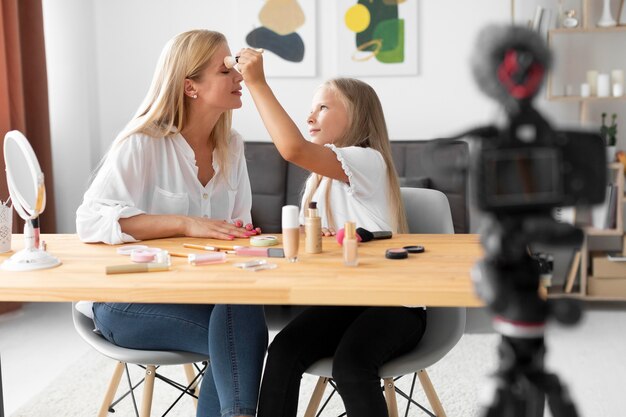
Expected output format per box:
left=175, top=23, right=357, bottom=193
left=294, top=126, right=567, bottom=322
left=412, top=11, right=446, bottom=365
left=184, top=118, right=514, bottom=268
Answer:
left=470, top=24, right=607, bottom=215
left=476, top=127, right=607, bottom=214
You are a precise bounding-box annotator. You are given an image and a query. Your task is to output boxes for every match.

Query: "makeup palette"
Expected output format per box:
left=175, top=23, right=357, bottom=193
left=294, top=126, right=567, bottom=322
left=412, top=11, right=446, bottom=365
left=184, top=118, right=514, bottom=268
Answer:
left=130, top=248, right=163, bottom=263
left=250, top=235, right=279, bottom=247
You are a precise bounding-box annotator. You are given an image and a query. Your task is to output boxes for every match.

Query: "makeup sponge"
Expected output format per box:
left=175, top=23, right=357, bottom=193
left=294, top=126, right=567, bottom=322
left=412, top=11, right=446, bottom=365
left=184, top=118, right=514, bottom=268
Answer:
left=224, top=48, right=264, bottom=69
left=336, top=228, right=362, bottom=245
left=224, top=56, right=238, bottom=69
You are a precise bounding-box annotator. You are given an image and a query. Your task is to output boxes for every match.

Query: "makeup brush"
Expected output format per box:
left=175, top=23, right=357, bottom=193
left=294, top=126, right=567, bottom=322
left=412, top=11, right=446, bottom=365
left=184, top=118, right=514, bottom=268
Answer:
left=356, top=228, right=392, bottom=243
left=224, top=48, right=265, bottom=69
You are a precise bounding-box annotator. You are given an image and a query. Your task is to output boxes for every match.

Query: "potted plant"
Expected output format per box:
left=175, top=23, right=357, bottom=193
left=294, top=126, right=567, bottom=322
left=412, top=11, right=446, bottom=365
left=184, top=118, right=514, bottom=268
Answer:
left=600, top=112, right=618, bottom=162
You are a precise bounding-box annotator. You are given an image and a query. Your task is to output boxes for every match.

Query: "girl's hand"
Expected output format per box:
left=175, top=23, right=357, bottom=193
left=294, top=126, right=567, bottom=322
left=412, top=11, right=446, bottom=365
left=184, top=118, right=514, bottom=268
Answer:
left=236, top=48, right=266, bottom=88
left=185, top=217, right=250, bottom=240
left=321, top=227, right=336, bottom=237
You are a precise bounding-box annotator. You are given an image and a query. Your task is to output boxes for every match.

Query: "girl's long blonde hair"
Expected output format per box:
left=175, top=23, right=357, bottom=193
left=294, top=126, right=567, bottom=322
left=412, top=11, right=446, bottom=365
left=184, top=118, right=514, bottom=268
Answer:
left=303, top=78, right=408, bottom=233
left=111, top=29, right=232, bottom=180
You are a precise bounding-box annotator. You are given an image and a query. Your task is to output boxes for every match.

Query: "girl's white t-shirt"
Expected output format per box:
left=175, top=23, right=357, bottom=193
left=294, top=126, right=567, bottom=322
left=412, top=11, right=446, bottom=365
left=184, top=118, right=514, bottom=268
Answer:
left=299, top=144, right=393, bottom=232
left=76, top=130, right=252, bottom=245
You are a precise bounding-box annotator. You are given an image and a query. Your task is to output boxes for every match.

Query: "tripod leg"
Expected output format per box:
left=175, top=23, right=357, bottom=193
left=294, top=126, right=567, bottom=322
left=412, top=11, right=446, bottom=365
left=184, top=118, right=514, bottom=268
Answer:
left=528, top=371, right=579, bottom=417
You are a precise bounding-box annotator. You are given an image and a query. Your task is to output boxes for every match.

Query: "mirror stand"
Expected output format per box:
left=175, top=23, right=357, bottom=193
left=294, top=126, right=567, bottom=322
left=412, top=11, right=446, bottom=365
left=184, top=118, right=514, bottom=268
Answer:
left=1, top=219, right=61, bottom=271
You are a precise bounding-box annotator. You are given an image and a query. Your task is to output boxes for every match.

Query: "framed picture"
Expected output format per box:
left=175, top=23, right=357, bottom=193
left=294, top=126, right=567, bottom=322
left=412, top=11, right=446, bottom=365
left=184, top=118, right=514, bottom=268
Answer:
left=336, top=0, right=418, bottom=77
left=235, top=0, right=316, bottom=77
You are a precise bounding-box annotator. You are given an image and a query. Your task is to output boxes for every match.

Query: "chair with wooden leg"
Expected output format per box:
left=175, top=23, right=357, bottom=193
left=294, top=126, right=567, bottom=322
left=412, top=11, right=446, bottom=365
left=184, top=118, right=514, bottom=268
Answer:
left=72, top=303, right=207, bottom=417
left=303, top=307, right=466, bottom=417
left=302, top=188, right=466, bottom=417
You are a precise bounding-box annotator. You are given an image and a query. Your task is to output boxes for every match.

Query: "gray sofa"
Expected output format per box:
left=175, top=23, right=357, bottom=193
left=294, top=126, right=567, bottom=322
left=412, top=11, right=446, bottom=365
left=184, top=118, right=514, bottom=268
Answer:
left=244, top=140, right=469, bottom=234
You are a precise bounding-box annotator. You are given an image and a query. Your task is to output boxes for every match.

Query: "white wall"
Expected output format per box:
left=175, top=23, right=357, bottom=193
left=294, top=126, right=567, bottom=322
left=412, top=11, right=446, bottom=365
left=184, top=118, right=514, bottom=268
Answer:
left=42, top=1, right=516, bottom=232
left=42, top=0, right=99, bottom=233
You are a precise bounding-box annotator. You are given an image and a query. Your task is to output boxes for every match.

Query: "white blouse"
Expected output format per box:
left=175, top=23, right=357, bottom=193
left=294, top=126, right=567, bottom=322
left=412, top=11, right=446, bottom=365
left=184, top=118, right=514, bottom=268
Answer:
left=76, top=130, right=252, bottom=244
left=299, top=144, right=393, bottom=232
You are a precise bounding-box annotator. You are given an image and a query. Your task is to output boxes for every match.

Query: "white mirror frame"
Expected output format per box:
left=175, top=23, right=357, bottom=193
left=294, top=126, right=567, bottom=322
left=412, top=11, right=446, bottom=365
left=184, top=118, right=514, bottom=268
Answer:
left=4, top=131, right=46, bottom=219
left=2, top=130, right=61, bottom=271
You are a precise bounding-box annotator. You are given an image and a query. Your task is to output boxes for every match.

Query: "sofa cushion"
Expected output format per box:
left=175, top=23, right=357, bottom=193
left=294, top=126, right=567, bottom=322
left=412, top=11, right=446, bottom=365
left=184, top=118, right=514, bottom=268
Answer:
left=245, top=143, right=287, bottom=195
left=391, top=140, right=469, bottom=233
left=286, top=163, right=310, bottom=207
left=398, top=176, right=430, bottom=189
left=245, top=143, right=287, bottom=232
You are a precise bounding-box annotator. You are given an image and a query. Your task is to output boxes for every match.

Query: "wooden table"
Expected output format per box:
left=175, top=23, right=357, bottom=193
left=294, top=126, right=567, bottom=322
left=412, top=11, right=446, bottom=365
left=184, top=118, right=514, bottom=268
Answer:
left=0, top=234, right=483, bottom=414
left=0, top=234, right=483, bottom=307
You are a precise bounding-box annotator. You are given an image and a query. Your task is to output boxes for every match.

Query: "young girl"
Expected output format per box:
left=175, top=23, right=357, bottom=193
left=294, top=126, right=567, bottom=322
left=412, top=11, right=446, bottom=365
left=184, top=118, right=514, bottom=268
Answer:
left=76, top=31, right=267, bottom=417
left=238, top=50, right=428, bottom=416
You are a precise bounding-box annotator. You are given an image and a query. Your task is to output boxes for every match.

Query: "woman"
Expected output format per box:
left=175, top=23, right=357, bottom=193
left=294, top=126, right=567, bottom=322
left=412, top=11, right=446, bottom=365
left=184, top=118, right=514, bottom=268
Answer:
left=76, top=31, right=267, bottom=417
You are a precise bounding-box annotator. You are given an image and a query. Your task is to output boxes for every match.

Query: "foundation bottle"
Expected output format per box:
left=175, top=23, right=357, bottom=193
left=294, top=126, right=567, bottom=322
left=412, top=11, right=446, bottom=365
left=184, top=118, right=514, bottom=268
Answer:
left=282, top=205, right=300, bottom=262
left=305, top=201, right=322, bottom=254
left=343, top=221, right=359, bottom=267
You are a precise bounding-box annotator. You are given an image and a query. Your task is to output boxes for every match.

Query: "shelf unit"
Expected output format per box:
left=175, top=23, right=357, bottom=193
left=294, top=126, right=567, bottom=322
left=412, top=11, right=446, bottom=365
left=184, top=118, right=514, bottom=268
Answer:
left=550, top=163, right=625, bottom=300
left=546, top=6, right=626, bottom=124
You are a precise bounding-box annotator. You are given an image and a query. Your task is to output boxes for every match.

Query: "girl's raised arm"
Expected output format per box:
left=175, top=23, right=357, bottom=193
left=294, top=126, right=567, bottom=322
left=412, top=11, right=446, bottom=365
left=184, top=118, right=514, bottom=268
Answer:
left=237, top=49, right=348, bottom=183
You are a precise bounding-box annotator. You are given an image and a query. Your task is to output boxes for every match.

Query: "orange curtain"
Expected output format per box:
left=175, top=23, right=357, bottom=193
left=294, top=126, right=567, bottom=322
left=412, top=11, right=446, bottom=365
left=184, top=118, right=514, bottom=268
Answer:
left=0, top=0, right=56, bottom=233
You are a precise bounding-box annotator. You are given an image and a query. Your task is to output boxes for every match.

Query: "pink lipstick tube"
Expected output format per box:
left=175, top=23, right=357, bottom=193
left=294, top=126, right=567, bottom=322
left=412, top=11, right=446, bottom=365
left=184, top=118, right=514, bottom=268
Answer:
left=188, top=252, right=227, bottom=266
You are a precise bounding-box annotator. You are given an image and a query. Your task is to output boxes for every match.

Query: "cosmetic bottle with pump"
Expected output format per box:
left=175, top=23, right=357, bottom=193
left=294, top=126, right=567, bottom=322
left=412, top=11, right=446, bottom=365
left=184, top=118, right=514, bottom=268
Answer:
left=343, top=221, right=358, bottom=267
left=305, top=201, right=322, bottom=254
left=282, top=205, right=300, bottom=262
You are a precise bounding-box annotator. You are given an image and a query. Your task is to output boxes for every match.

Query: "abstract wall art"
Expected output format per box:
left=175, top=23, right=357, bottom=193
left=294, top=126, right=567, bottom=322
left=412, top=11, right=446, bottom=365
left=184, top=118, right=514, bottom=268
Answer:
left=337, top=0, right=418, bottom=76
left=236, top=0, right=316, bottom=77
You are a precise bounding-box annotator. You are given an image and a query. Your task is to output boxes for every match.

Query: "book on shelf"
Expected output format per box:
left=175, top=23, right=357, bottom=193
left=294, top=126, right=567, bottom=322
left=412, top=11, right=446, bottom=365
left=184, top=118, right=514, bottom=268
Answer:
left=539, top=8, right=553, bottom=38
left=530, top=5, right=554, bottom=39
left=604, top=183, right=618, bottom=230
left=564, top=250, right=581, bottom=293
left=591, top=183, right=617, bottom=230
left=532, top=6, right=544, bottom=31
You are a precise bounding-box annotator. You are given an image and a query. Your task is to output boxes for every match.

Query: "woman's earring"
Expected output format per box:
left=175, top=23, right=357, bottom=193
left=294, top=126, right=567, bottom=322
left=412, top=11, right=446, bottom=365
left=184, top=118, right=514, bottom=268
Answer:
left=192, top=94, right=198, bottom=99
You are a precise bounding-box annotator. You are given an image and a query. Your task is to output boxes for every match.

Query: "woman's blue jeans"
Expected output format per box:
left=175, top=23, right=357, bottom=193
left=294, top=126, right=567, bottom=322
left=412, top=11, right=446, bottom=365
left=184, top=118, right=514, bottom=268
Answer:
left=93, top=303, right=268, bottom=417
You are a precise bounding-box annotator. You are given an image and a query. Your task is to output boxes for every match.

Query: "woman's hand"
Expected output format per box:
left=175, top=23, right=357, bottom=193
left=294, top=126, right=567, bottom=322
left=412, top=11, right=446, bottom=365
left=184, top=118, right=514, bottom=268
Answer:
left=236, top=48, right=266, bottom=88
left=233, top=219, right=262, bottom=235
left=185, top=217, right=255, bottom=240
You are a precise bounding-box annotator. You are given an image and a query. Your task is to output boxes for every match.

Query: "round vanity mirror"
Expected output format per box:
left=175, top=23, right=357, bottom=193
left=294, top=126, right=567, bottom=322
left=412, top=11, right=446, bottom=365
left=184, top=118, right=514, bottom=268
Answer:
left=2, top=130, right=61, bottom=271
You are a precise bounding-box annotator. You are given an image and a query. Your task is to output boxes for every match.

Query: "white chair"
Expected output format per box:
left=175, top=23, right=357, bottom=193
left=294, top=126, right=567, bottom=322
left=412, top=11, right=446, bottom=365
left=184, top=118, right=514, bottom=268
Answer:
left=303, top=187, right=465, bottom=417
left=72, top=303, right=207, bottom=417
left=401, top=187, right=455, bottom=234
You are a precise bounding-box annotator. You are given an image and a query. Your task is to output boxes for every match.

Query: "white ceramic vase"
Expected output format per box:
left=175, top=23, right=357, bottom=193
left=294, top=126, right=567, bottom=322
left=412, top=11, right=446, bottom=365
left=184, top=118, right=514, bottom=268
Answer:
left=607, top=145, right=617, bottom=163
left=598, top=0, right=617, bottom=27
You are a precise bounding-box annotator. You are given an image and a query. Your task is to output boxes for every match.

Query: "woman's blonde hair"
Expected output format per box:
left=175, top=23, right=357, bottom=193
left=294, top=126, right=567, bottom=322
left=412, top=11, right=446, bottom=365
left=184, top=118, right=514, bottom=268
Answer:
left=112, top=29, right=232, bottom=180
left=304, top=78, right=408, bottom=233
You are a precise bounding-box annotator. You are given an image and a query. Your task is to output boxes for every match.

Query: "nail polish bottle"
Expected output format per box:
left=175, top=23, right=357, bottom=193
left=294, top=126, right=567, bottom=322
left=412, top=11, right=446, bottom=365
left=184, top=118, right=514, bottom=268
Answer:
left=343, top=221, right=358, bottom=267
left=305, top=201, right=322, bottom=254
left=282, top=205, right=300, bottom=262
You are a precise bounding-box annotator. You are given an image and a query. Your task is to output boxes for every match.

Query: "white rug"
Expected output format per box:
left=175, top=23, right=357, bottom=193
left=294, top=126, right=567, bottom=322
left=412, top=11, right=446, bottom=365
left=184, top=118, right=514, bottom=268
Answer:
left=12, top=334, right=501, bottom=416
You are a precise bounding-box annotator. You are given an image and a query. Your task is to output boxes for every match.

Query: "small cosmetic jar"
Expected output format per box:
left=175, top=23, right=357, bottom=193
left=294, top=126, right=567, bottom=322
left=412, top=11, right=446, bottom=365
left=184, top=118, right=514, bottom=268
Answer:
left=403, top=245, right=425, bottom=253
left=385, top=248, right=409, bottom=259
